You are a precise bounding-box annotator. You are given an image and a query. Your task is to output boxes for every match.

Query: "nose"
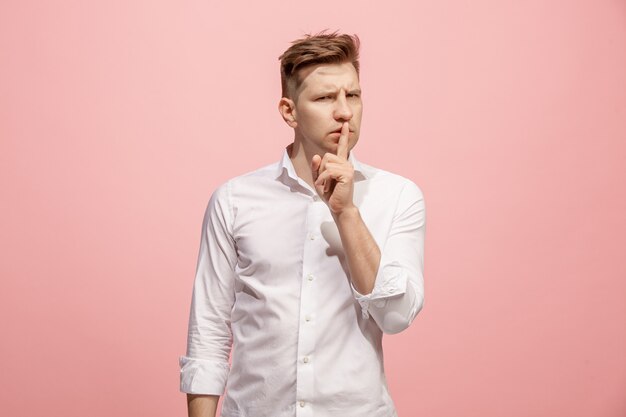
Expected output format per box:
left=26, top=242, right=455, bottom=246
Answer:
left=334, top=92, right=353, bottom=121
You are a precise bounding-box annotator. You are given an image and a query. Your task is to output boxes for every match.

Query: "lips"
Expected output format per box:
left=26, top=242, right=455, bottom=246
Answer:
left=331, top=127, right=351, bottom=134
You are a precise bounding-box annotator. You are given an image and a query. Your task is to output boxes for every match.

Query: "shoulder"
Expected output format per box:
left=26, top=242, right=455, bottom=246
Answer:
left=224, top=160, right=279, bottom=189
left=358, top=160, right=425, bottom=202
left=206, top=159, right=280, bottom=211
left=210, top=159, right=279, bottom=192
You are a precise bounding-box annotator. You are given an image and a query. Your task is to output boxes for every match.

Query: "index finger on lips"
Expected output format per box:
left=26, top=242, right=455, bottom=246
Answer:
left=336, top=122, right=349, bottom=160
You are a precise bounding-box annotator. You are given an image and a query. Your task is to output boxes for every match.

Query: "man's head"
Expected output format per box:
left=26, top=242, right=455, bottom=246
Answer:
left=279, top=30, right=360, bottom=100
left=278, top=30, right=363, bottom=156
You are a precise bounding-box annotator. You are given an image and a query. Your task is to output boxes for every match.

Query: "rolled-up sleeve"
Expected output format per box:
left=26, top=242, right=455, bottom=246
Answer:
left=179, top=181, right=237, bottom=395
left=351, top=180, right=426, bottom=334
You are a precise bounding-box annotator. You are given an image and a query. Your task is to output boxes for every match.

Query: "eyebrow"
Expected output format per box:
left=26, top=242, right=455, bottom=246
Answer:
left=316, top=88, right=362, bottom=95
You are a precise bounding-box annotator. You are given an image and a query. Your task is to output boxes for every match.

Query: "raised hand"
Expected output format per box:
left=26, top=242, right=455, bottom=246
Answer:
left=311, top=121, right=355, bottom=215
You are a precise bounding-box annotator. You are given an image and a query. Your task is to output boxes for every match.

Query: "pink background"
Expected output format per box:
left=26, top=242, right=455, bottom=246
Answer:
left=1, top=1, right=625, bottom=416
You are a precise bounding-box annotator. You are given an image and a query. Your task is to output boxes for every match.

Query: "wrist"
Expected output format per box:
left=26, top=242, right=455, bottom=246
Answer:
left=332, top=205, right=359, bottom=222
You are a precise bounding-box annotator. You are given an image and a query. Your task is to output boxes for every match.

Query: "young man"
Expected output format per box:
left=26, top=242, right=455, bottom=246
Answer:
left=180, top=31, right=426, bottom=417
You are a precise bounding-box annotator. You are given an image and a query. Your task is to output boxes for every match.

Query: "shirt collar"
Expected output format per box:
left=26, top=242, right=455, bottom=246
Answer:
left=275, top=143, right=367, bottom=183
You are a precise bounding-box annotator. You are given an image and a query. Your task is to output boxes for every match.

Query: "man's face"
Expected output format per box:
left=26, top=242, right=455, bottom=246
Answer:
left=291, top=62, right=363, bottom=156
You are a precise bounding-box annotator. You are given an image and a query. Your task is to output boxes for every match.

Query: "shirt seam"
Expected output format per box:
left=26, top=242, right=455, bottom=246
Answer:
left=225, top=179, right=237, bottom=246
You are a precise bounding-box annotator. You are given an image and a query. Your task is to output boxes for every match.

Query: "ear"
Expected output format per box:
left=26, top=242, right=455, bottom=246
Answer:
left=278, top=97, right=297, bottom=128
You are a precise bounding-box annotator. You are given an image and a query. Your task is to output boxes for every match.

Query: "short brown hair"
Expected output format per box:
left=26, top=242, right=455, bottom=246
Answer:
left=278, top=29, right=361, bottom=99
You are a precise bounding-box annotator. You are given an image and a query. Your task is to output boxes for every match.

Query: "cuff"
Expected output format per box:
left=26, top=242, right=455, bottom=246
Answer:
left=350, top=256, right=408, bottom=319
left=179, top=355, right=230, bottom=395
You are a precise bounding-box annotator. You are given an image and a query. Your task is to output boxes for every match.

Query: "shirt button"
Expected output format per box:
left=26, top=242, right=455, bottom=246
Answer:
left=299, top=401, right=305, bottom=407
left=305, top=315, right=311, bottom=322
left=303, top=356, right=309, bottom=363
left=307, top=274, right=314, bottom=281
left=309, top=234, right=316, bottom=240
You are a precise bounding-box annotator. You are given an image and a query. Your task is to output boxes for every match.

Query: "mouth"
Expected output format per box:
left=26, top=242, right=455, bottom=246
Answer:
left=330, top=128, right=352, bottom=134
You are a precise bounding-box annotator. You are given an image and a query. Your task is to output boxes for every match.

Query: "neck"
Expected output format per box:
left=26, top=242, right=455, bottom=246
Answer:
left=287, top=140, right=316, bottom=189
left=287, top=136, right=351, bottom=190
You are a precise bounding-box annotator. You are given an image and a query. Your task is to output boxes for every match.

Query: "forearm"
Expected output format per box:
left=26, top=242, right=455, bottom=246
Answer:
left=333, top=206, right=380, bottom=295
left=187, top=394, right=219, bottom=417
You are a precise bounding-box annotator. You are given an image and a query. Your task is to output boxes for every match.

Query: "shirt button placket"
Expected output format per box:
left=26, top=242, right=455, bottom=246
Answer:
left=296, top=198, right=318, bottom=417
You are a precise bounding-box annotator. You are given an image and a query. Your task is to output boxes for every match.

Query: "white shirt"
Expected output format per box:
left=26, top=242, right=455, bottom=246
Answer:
left=179, top=143, right=426, bottom=417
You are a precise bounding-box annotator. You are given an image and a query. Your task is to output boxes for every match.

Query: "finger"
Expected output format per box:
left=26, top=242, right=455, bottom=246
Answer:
left=314, top=170, right=332, bottom=187
left=314, top=165, right=342, bottom=188
left=321, top=153, right=343, bottom=163
left=336, top=121, right=349, bottom=160
left=311, top=154, right=321, bottom=181
left=317, top=162, right=342, bottom=178
left=319, top=153, right=330, bottom=181
left=314, top=175, right=325, bottom=196
left=325, top=178, right=334, bottom=193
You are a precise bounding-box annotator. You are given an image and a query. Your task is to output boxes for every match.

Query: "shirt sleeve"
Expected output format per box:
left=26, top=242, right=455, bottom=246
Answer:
left=350, top=180, right=426, bottom=334
left=179, top=181, right=237, bottom=395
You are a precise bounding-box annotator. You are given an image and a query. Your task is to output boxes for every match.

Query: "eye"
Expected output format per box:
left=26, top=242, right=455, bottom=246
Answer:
left=316, top=96, right=331, bottom=101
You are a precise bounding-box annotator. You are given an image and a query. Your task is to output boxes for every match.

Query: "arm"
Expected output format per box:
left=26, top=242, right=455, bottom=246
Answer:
left=186, top=394, right=219, bottom=417
left=335, top=180, right=426, bottom=334
left=314, top=121, right=380, bottom=298
left=179, top=181, right=237, bottom=413
left=312, top=122, right=425, bottom=334
left=332, top=206, right=379, bottom=296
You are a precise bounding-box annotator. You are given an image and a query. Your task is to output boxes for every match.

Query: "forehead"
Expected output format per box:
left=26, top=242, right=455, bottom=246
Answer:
left=297, top=62, right=360, bottom=93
